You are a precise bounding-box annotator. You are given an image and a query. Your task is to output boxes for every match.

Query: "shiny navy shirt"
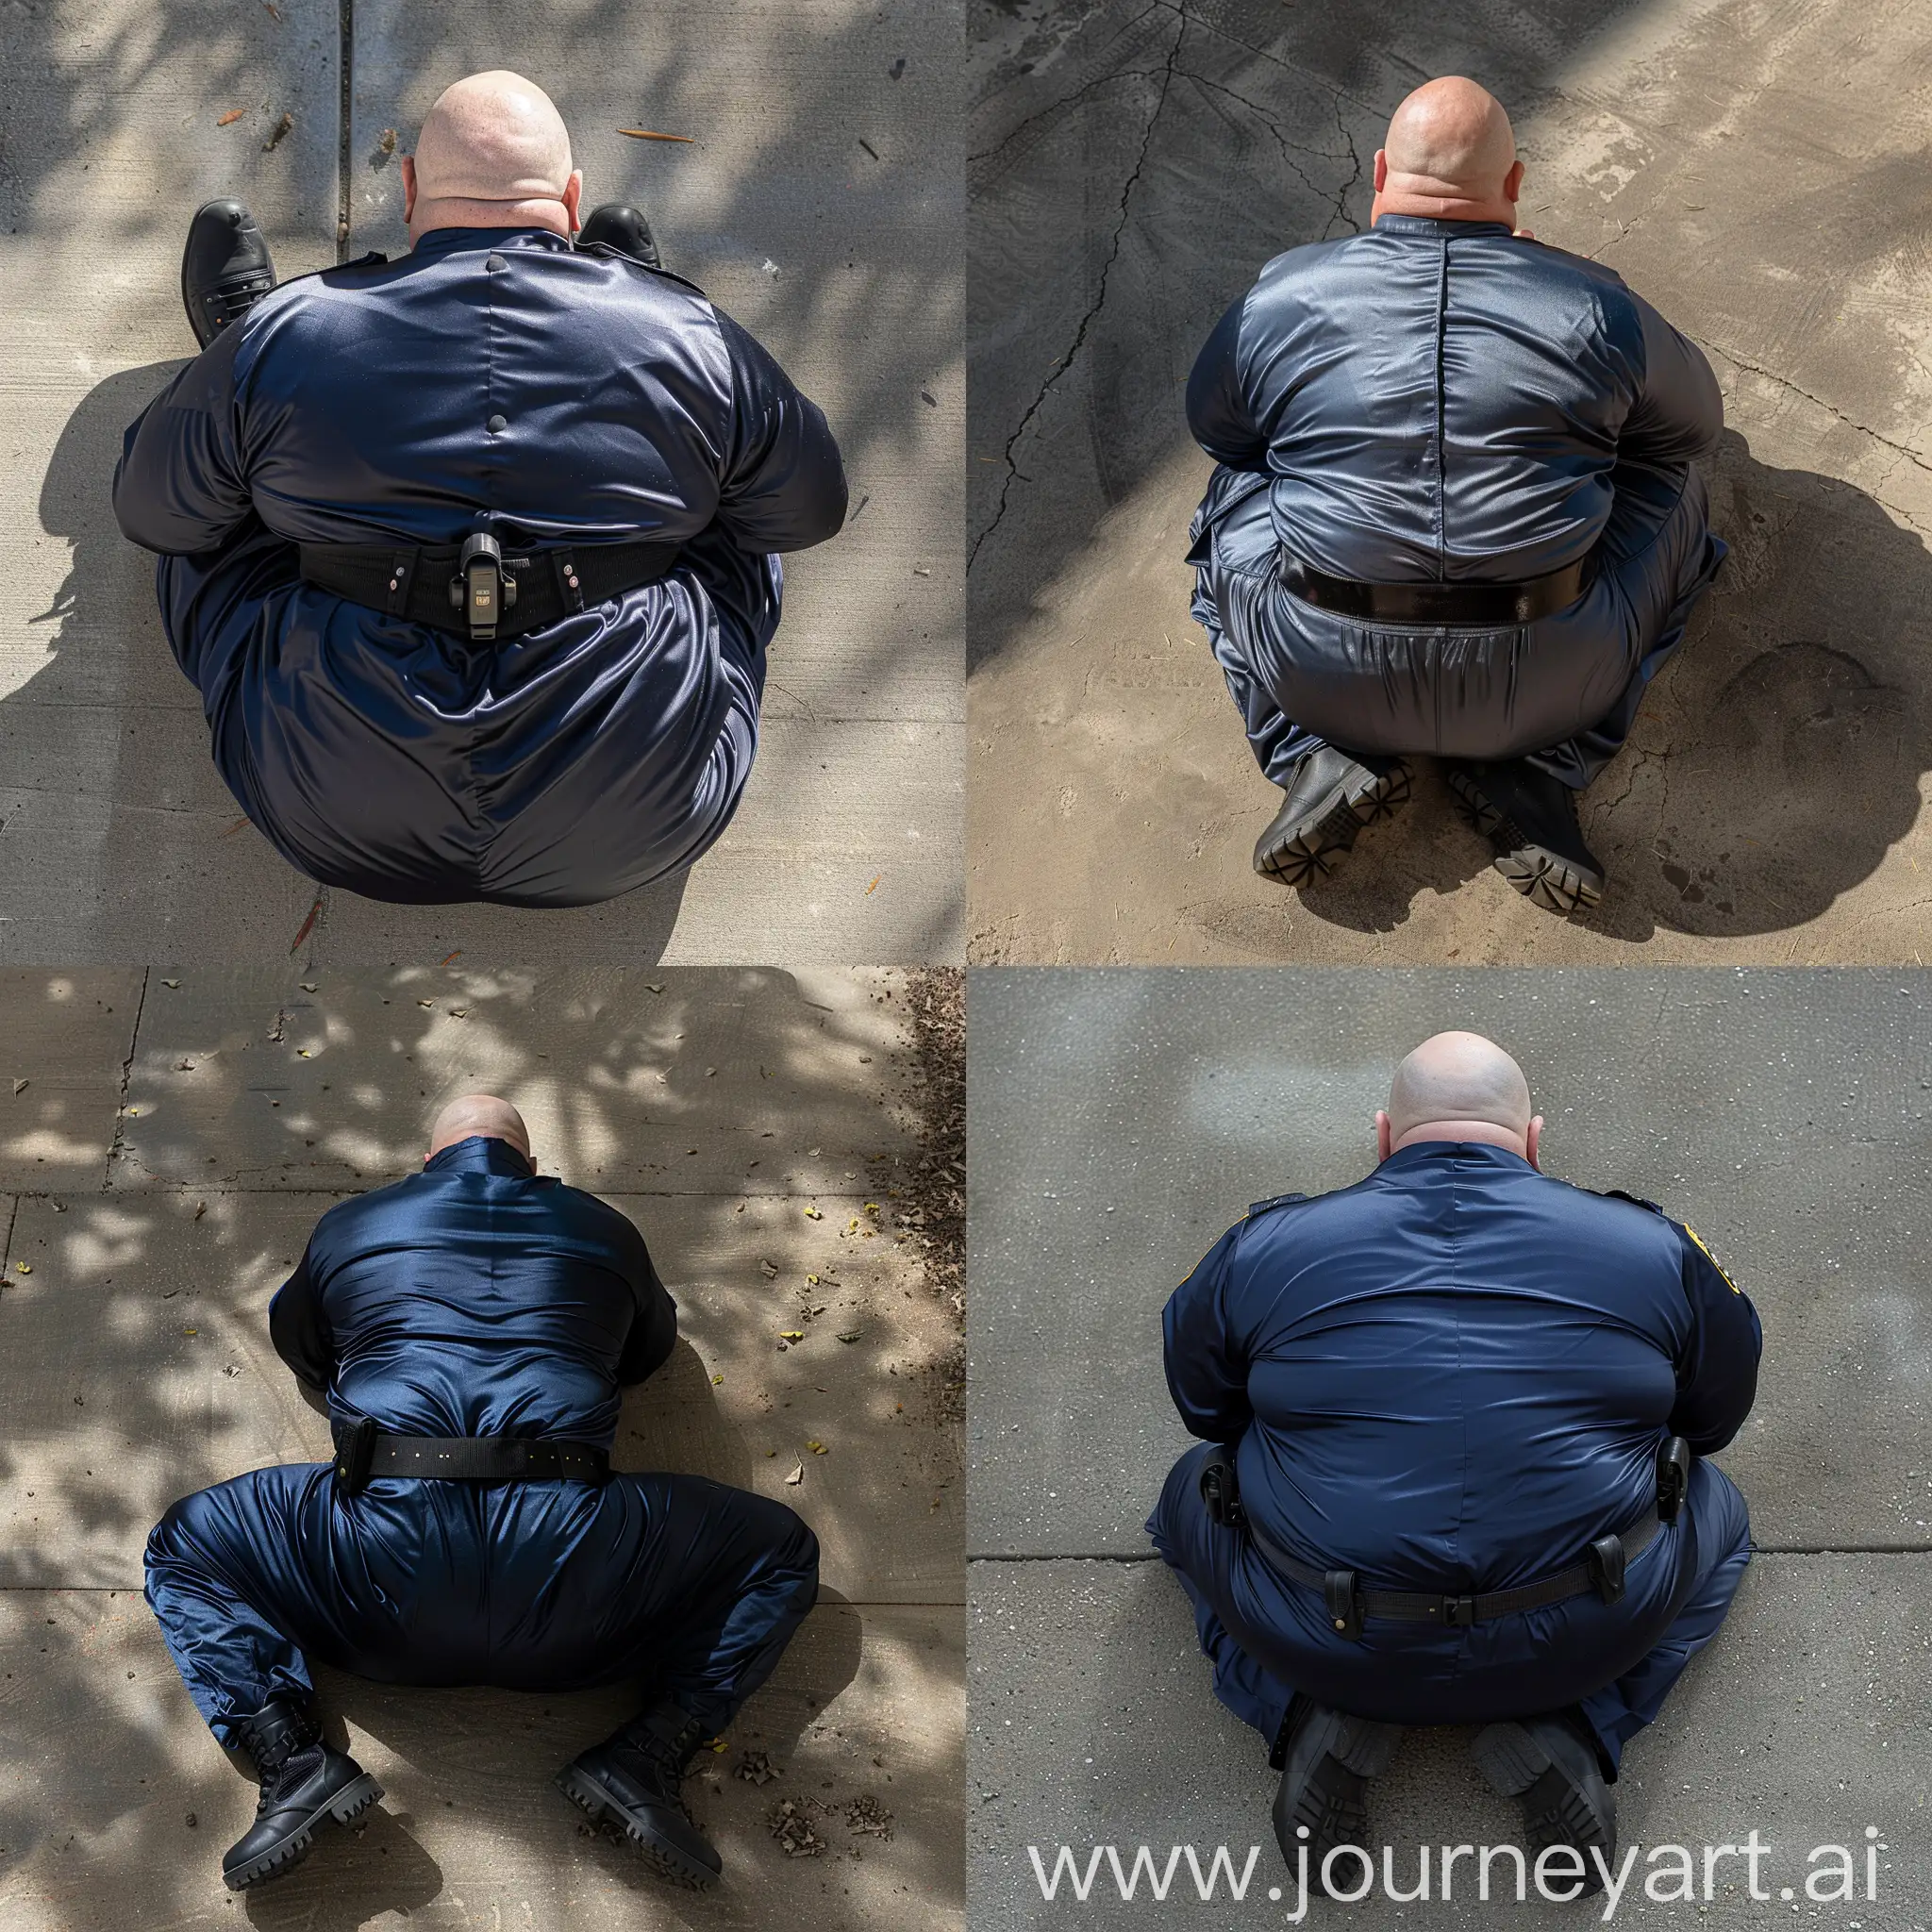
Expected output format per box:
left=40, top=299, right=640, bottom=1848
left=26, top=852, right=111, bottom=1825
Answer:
left=1186, top=215, right=1723, bottom=583
left=269, top=1134, right=674, bottom=1445
left=112, top=228, right=847, bottom=904
left=1163, top=1141, right=1759, bottom=1591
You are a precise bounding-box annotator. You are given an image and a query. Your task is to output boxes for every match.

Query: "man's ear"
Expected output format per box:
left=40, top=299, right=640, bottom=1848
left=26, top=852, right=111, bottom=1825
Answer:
left=562, top=169, right=583, bottom=234
left=1375, top=1108, right=1393, bottom=1162
left=400, top=154, right=418, bottom=225
left=1373, top=148, right=1390, bottom=192
left=1504, top=157, right=1524, bottom=206
left=1524, top=1114, right=1542, bottom=1170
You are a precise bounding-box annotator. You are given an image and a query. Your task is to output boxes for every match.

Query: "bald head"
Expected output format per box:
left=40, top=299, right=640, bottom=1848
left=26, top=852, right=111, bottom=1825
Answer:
left=401, top=72, right=582, bottom=244
left=427, top=1092, right=531, bottom=1160
left=1378, top=1031, right=1541, bottom=1162
left=1372, top=77, right=1524, bottom=227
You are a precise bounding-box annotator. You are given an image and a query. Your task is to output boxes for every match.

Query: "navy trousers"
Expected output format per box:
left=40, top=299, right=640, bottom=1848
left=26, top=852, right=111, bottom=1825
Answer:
left=154, top=518, right=777, bottom=906
left=1191, top=459, right=1726, bottom=791
left=1150, top=1441, right=1751, bottom=1773
left=146, top=1467, right=818, bottom=1746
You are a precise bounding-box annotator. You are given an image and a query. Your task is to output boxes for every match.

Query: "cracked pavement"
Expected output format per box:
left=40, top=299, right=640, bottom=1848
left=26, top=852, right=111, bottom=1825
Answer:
left=967, top=0, right=1932, bottom=964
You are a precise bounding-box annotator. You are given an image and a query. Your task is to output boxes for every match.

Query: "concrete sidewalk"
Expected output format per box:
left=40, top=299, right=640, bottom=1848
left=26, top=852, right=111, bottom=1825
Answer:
left=969, top=0, right=1932, bottom=964
left=1, top=0, right=961, bottom=965
left=966, top=969, right=1932, bottom=1925
left=0, top=967, right=964, bottom=1928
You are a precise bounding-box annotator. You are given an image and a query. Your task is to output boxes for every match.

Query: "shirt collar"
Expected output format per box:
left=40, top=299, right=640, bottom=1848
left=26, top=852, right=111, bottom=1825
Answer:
left=1370, top=212, right=1515, bottom=240
left=409, top=225, right=574, bottom=259
left=425, top=1135, right=535, bottom=1178
left=1376, top=1139, right=1534, bottom=1175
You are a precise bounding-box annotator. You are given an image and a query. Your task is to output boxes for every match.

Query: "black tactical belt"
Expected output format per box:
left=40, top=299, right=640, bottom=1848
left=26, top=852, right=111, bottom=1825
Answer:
left=1246, top=1505, right=1668, bottom=1640
left=1277, top=552, right=1590, bottom=627
left=298, top=532, right=683, bottom=642
left=333, top=1419, right=609, bottom=1495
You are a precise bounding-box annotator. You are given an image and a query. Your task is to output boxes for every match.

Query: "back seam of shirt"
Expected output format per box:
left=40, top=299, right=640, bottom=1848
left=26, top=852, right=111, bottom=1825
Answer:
left=1432, top=239, right=1450, bottom=579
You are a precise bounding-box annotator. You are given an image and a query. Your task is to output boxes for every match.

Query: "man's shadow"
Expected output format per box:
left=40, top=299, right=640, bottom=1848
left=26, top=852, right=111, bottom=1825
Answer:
left=1297, top=428, right=1929, bottom=939
left=21, top=362, right=691, bottom=955
left=259, top=1340, right=861, bottom=1919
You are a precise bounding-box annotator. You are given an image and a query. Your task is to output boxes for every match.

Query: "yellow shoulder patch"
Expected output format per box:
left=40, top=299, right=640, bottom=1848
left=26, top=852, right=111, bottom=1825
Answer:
left=1684, top=1224, right=1741, bottom=1294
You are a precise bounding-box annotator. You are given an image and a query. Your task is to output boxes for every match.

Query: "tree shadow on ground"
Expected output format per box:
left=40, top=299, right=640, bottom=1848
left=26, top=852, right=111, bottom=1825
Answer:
left=7, top=0, right=960, bottom=960
left=0, top=965, right=964, bottom=1927
left=1295, top=429, right=1932, bottom=940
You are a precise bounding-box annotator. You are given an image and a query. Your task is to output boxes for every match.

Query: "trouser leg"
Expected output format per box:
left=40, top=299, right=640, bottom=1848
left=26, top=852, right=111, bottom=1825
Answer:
left=1148, top=1441, right=1296, bottom=1748
left=581, top=1474, right=820, bottom=1736
left=1575, top=1459, right=1752, bottom=1772
left=1523, top=460, right=1726, bottom=791
left=144, top=1466, right=341, bottom=1745
left=1190, top=468, right=1326, bottom=786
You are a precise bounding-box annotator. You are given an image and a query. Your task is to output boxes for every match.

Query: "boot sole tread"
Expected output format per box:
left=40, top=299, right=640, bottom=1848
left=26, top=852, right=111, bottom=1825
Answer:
left=554, top=1766, right=719, bottom=1890
left=222, top=1773, right=384, bottom=1890
left=1255, top=763, right=1413, bottom=886
left=1448, top=774, right=1606, bottom=914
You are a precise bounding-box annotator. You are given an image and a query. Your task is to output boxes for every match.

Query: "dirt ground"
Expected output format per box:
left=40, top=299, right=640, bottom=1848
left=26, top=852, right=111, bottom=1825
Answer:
left=968, top=0, right=1932, bottom=963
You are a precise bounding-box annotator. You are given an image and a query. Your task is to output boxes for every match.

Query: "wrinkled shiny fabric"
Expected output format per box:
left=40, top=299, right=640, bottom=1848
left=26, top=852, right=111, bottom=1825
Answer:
left=1148, top=1142, right=1760, bottom=1766
left=113, top=227, right=847, bottom=904
left=144, top=1138, right=818, bottom=1742
left=1185, top=215, right=1725, bottom=785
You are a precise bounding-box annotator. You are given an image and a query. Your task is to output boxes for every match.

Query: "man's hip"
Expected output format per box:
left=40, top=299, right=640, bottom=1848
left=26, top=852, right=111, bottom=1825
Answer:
left=1189, top=463, right=1721, bottom=759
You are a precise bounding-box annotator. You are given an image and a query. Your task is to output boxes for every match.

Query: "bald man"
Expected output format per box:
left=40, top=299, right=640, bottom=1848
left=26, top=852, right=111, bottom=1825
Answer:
left=114, top=71, right=846, bottom=907
left=1187, top=77, right=1724, bottom=913
left=144, top=1095, right=817, bottom=1891
left=1148, top=1033, right=1758, bottom=1895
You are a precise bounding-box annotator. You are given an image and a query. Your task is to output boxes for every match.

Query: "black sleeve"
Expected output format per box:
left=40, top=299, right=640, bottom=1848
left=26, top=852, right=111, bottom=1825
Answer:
left=1160, top=1223, right=1254, bottom=1441
left=268, top=1248, right=335, bottom=1392
left=711, top=309, right=848, bottom=553
left=1667, top=1221, right=1761, bottom=1453
left=1619, top=293, right=1724, bottom=467
left=613, top=1221, right=679, bottom=1386
left=1185, top=291, right=1270, bottom=472
left=111, top=325, right=258, bottom=556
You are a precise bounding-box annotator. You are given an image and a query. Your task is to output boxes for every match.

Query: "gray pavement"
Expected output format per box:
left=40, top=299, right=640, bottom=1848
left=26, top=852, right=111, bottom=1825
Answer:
left=968, top=0, right=1932, bottom=965
left=966, top=967, right=1932, bottom=1925
left=1, top=0, right=961, bottom=965
left=0, top=966, right=964, bottom=1927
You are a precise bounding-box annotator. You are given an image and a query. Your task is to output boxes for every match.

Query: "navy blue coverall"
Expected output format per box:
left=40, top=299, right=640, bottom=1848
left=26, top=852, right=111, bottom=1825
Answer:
left=145, top=1136, right=819, bottom=1745
left=1185, top=216, right=1726, bottom=789
left=1148, top=1141, right=1758, bottom=1772
left=112, top=228, right=847, bottom=906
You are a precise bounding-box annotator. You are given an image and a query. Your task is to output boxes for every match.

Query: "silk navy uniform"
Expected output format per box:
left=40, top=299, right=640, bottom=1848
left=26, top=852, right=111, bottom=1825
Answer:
left=1186, top=216, right=1725, bottom=789
left=112, top=227, right=847, bottom=906
left=1148, top=1141, right=1758, bottom=1775
left=145, top=1135, right=818, bottom=1747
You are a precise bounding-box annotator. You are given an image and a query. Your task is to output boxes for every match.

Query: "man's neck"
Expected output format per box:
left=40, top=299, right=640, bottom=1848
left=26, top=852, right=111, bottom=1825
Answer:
left=1390, top=1122, right=1528, bottom=1157
left=408, top=196, right=572, bottom=247
left=1371, top=192, right=1516, bottom=227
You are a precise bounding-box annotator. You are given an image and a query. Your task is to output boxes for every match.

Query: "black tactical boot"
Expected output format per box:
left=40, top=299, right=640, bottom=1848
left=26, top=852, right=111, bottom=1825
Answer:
left=1270, top=1700, right=1404, bottom=1898
left=578, top=203, right=664, bottom=271
left=182, top=199, right=277, bottom=349
left=222, top=1695, right=383, bottom=1890
left=1253, top=745, right=1412, bottom=886
left=1448, top=759, right=1606, bottom=913
left=556, top=1701, right=722, bottom=1889
left=1473, top=1711, right=1616, bottom=1893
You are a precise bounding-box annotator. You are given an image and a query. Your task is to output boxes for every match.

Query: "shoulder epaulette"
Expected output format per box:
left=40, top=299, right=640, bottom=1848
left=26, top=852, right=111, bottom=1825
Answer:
left=1244, top=1191, right=1310, bottom=1218
left=1595, top=1187, right=1665, bottom=1216
left=576, top=242, right=708, bottom=299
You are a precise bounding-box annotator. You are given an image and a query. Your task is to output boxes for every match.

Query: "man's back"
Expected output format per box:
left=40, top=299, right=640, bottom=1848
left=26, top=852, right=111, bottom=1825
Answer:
left=1164, top=1141, right=1757, bottom=1591
left=118, top=226, right=843, bottom=558
left=270, top=1135, right=667, bottom=1445
left=1186, top=216, right=1723, bottom=583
